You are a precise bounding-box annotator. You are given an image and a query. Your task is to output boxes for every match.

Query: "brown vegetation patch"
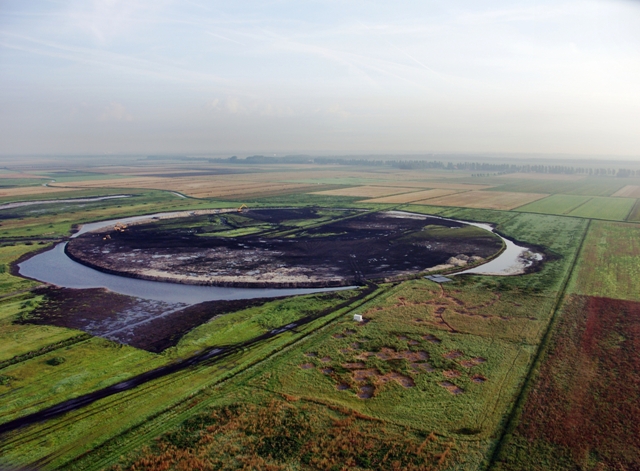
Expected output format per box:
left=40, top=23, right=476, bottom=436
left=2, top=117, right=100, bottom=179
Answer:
left=342, top=362, right=366, bottom=369
left=501, top=295, right=640, bottom=470
left=411, top=363, right=435, bottom=372
left=439, top=381, right=464, bottom=395
left=112, top=399, right=453, bottom=470
left=353, top=368, right=380, bottom=382
left=320, top=356, right=332, bottom=363
left=321, top=368, right=334, bottom=375
left=299, top=363, right=315, bottom=370
left=357, top=385, right=375, bottom=399
left=472, top=375, right=486, bottom=384
left=423, top=334, right=442, bottom=344
left=443, top=370, right=461, bottom=379
left=443, top=351, right=463, bottom=360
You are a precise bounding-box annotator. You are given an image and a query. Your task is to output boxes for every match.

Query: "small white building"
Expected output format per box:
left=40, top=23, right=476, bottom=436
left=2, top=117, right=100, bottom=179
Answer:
left=353, top=314, right=363, bottom=322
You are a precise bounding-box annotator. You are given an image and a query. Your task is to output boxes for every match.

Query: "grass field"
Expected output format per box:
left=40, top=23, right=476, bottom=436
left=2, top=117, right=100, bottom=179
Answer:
left=517, top=195, right=636, bottom=220
left=489, top=178, right=630, bottom=196
left=419, top=191, right=548, bottom=210
left=565, top=196, right=636, bottom=220
left=567, top=221, right=640, bottom=301
left=515, top=194, right=590, bottom=214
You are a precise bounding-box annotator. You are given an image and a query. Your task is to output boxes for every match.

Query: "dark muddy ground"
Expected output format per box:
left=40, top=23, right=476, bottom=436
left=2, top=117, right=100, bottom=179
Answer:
left=22, top=287, right=275, bottom=352
left=66, top=209, right=503, bottom=288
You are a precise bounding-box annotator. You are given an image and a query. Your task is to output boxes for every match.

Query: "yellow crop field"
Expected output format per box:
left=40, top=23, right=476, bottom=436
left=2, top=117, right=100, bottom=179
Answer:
left=0, top=185, right=86, bottom=198
left=311, top=186, right=413, bottom=198
left=612, top=185, right=640, bottom=198
left=362, top=188, right=461, bottom=203
left=423, top=190, right=548, bottom=210
left=370, top=181, right=492, bottom=191
left=51, top=177, right=318, bottom=199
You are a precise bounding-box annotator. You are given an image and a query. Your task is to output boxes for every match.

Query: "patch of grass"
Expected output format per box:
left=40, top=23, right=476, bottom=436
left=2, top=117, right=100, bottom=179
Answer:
left=170, top=290, right=361, bottom=357
left=567, top=220, right=640, bottom=301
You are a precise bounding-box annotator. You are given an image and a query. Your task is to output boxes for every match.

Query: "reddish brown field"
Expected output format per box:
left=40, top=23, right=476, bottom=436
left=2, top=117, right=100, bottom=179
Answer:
left=497, top=295, right=640, bottom=470
left=111, top=399, right=454, bottom=471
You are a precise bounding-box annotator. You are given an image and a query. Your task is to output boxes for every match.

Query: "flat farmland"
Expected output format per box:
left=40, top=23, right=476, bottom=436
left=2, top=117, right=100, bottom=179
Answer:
left=0, top=185, right=87, bottom=199
left=423, top=191, right=548, bottom=210
left=567, top=221, right=640, bottom=301
left=490, top=178, right=628, bottom=196
left=566, top=196, right=635, bottom=220
left=310, top=185, right=414, bottom=198
left=363, top=188, right=461, bottom=203
left=612, top=184, right=640, bottom=198
left=404, top=182, right=493, bottom=191
left=494, top=295, right=640, bottom=471
left=51, top=177, right=322, bottom=199
left=516, top=194, right=591, bottom=215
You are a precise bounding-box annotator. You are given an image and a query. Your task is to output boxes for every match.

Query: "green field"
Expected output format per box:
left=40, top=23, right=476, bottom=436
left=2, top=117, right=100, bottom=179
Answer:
left=488, top=178, right=631, bottom=196
left=567, top=221, right=640, bottom=301
left=516, top=195, right=635, bottom=220
left=565, top=196, right=635, bottom=220
left=515, top=194, right=590, bottom=214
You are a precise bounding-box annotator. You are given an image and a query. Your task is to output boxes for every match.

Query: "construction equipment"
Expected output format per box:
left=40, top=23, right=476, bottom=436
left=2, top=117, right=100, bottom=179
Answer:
left=237, top=204, right=248, bottom=213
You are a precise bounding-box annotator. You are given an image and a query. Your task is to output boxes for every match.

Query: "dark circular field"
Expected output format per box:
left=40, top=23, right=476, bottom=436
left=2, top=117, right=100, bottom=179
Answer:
left=66, top=209, right=503, bottom=288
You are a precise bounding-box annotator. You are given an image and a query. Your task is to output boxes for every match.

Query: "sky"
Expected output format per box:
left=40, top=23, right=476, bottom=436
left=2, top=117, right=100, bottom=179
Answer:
left=1, top=0, right=640, bottom=157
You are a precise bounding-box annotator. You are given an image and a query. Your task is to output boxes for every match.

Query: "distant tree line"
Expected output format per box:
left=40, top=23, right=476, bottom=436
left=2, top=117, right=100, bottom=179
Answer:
left=148, top=155, right=640, bottom=177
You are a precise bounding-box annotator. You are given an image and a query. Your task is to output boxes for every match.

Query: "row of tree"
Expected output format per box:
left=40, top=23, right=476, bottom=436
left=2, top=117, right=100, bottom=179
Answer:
left=149, top=155, right=640, bottom=177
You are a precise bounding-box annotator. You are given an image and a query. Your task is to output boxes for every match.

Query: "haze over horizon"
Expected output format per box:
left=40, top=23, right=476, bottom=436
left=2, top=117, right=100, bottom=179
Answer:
left=2, top=0, right=640, bottom=158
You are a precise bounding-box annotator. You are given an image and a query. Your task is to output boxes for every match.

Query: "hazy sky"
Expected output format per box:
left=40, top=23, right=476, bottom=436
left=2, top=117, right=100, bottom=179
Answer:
left=1, top=0, right=640, bottom=157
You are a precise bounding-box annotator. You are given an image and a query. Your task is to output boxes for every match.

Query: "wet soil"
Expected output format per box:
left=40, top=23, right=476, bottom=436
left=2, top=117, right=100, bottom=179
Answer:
left=66, top=209, right=503, bottom=288
left=23, top=286, right=277, bottom=352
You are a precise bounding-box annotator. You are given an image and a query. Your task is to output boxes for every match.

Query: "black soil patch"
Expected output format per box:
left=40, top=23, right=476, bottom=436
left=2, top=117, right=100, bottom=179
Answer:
left=65, top=209, right=503, bottom=288
left=22, top=287, right=275, bottom=352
